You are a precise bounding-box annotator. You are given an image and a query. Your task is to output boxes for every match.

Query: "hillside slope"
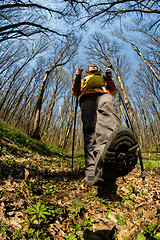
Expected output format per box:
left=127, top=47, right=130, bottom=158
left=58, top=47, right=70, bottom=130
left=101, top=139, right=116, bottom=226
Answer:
left=0, top=120, right=160, bottom=240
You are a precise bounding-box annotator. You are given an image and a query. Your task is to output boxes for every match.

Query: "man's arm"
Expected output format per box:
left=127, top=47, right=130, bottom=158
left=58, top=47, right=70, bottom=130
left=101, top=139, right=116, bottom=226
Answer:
left=72, top=68, right=83, bottom=96
left=105, top=68, right=117, bottom=96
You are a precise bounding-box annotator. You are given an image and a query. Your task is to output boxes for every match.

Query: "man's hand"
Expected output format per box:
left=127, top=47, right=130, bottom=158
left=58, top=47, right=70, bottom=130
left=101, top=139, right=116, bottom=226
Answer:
left=105, top=68, right=112, bottom=77
left=76, top=68, right=83, bottom=76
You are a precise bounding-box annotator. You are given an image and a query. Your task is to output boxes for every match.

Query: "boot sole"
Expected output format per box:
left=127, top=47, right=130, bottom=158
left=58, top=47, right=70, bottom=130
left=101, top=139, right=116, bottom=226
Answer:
left=97, top=126, right=138, bottom=180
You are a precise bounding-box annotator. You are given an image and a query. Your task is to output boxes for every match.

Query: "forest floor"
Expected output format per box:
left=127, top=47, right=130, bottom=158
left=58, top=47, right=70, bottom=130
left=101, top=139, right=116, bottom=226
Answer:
left=0, top=120, right=160, bottom=240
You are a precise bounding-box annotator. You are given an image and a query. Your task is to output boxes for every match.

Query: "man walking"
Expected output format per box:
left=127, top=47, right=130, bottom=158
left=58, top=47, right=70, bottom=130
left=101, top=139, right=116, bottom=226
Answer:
left=72, top=64, right=138, bottom=196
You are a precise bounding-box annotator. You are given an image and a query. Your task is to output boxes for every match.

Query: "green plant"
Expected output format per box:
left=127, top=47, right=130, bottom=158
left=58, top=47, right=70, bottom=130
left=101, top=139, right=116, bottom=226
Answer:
left=2, top=146, right=7, bottom=153
left=23, top=201, right=58, bottom=239
left=135, top=234, right=146, bottom=240
left=25, top=201, right=54, bottom=224
left=144, top=224, right=160, bottom=239
left=115, top=214, right=127, bottom=225
left=84, top=191, right=94, bottom=199
left=25, top=227, right=50, bottom=239
left=68, top=198, right=85, bottom=216
left=70, top=223, right=82, bottom=231
left=0, top=222, right=7, bottom=239
left=129, top=194, right=134, bottom=200
left=127, top=204, right=132, bottom=210
left=149, top=215, right=155, bottom=220
left=13, top=229, right=25, bottom=238
left=27, top=180, right=43, bottom=196
left=65, top=233, right=77, bottom=240
left=121, top=195, right=127, bottom=202
left=43, top=182, right=56, bottom=196
left=83, top=216, right=95, bottom=230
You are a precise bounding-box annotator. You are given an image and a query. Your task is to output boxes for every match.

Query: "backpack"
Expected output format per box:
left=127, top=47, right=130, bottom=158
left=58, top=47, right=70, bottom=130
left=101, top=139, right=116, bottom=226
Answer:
left=84, top=74, right=106, bottom=89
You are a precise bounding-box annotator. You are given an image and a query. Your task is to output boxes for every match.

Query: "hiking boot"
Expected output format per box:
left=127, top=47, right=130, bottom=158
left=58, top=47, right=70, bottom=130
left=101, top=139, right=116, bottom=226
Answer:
left=95, top=126, right=138, bottom=181
left=83, top=176, right=95, bottom=186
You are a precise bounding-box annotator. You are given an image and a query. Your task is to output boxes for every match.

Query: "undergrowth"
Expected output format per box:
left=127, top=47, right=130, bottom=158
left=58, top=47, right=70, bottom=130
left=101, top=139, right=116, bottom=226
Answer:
left=0, top=119, right=159, bottom=240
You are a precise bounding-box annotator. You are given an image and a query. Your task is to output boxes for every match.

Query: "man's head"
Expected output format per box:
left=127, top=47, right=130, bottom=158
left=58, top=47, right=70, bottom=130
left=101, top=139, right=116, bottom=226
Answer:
left=88, top=64, right=98, bottom=73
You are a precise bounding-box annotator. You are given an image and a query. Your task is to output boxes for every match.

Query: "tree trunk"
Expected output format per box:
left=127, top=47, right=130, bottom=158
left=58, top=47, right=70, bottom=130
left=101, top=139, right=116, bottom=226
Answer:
left=30, top=41, right=79, bottom=140
left=42, top=68, right=62, bottom=133
left=61, top=95, right=74, bottom=149
left=31, top=71, right=49, bottom=140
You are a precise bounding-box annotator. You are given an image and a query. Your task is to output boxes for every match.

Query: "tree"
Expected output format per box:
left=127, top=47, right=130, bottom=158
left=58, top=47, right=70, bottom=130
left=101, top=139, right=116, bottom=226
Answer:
left=122, top=36, right=160, bottom=84
left=58, top=68, right=76, bottom=149
left=0, top=39, right=47, bottom=112
left=122, top=30, right=160, bottom=104
left=41, top=67, right=62, bottom=134
left=64, top=0, right=160, bottom=31
left=31, top=38, right=79, bottom=140
left=0, top=0, right=69, bottom=42
left=85, top=32, right=135, bottom=125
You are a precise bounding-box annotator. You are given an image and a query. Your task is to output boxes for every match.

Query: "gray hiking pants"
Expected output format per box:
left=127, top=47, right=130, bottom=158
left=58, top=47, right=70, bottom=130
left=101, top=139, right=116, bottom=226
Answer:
left=80, top=93, right=120, bottom=177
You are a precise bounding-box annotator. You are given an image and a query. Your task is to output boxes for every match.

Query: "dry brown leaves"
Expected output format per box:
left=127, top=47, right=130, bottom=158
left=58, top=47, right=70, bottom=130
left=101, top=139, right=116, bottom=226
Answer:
left=0, top=151, right=160, bottom=240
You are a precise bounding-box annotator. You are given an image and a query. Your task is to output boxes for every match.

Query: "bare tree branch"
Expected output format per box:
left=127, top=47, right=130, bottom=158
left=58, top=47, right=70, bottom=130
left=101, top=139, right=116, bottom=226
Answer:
left=0, top=22, right=67, bottom=36
left=0, top=3, right=64, bottom=16
left=64, top=0, right=160, bottom=30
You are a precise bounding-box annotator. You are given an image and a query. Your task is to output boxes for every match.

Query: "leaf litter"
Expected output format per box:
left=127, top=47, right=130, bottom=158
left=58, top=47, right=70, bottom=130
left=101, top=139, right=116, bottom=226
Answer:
left=0, top=142, right=160, bottom=239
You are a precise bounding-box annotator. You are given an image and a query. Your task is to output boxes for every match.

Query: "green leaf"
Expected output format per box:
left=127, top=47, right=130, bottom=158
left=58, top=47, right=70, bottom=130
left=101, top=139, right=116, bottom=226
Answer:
left=42, top=211, right=51, bottom=215
left=33, top=202, right=40, bottom=212
left=153, top=233, right=160, bottom=239
left=136, top=234, right=146, bottom=240
left=55, top=209, right=63, bottom=215
left=40, top=204, right=47, bottom=211
left=27, top=228, right=35, bottom=235
left=26, top=207, right=37, bottom=214
left=129, top=195, right=134, bottom=200
left=39, top=213, right=47, bottom=219
left=149, top=224, right=157, bottom=232
left=30, top=215, right=37, bottom=222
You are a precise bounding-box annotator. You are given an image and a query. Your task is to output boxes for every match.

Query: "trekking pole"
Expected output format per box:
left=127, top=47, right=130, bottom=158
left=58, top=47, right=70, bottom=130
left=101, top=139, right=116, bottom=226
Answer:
left=107, top=65, right=147, bottom=184
left=71, top=74, right=81, bottom=171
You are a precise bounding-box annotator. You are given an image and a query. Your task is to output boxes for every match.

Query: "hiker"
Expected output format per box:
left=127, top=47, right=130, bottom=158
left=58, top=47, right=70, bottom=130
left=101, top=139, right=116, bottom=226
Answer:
left=72, top=64, right=138, bottom=191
